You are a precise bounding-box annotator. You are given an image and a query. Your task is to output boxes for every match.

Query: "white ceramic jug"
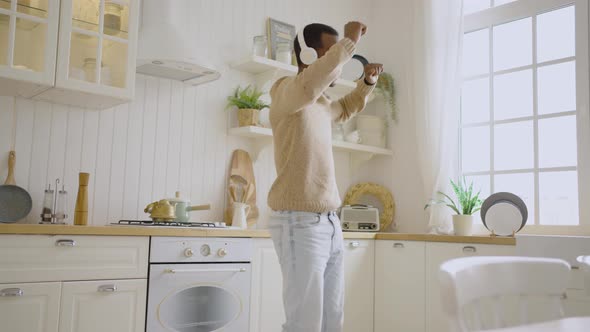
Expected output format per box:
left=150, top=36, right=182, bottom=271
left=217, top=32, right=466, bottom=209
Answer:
left=232, top=202, right=250, bottom=229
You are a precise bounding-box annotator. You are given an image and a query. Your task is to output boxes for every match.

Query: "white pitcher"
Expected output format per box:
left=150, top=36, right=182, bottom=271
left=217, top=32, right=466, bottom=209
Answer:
left=232, top=202, right=250, bottom=229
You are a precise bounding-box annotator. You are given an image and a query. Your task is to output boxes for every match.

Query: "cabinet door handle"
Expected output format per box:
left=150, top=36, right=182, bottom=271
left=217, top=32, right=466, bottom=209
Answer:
left=98, top=284, right=117, bottom=293
left=571, top=266, right=580, bottom=270
left=393, top=243, right=405, bottom=248
left=349, top=241, right=360, bottom=248
left=0, top=288, right=23, bottom=297
left=463, top=246, right=477, bottom=253
left=55, top=239, right=76, bottom=247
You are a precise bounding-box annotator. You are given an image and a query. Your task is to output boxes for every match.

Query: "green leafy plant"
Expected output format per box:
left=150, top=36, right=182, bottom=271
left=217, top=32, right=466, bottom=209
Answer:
left=376, top=72, right=397, bottom=122
left=424, top=178, right=483, bottom=215
left=226, top=85, right=270, bottom=110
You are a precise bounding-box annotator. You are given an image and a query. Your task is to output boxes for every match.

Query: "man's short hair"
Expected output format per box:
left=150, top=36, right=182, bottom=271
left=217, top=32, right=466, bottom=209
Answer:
left=294, top=23, right=339, bottom=66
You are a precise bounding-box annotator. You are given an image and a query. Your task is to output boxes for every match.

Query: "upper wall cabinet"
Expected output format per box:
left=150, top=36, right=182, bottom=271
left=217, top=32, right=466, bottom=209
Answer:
left=0, top=0, right=60, bottom=97
left=0, top=0, right=139, bottom=109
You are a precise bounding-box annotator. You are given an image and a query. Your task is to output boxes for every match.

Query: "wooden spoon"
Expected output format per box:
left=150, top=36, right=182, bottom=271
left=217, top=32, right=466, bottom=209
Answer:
left=4, top=151, right=16, bottom=185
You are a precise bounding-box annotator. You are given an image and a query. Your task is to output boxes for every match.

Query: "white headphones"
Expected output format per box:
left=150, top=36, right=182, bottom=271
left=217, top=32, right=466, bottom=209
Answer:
left=297, top=26, right=318, bottom=65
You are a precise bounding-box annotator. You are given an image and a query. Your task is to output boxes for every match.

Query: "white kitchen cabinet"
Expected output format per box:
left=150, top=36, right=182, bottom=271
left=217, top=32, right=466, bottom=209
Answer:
left=343, top=239, right=375, bottom=332
left=0, top=0, right=60, bottom=97
left=59, top=279, right=146, bottom=332
left=425, top=242, right=515, bottom=332
left=0, top=282, right=61, bottom=332
left=0, top=235, right=149, bottom=283
left=374, top=240, right=425, bottom=332
left=249, top=238, right=285, bottom=332
left=34, top=0, right=140, bottom=109
left=0, top=0, right=140, bottom=109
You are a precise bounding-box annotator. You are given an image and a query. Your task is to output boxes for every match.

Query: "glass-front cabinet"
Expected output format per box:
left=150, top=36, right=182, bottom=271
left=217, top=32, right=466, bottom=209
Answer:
left=0, top=0, right=139, bottom=109
left=0, top=0, right=60, bottom=97
left=37, top=0, right=139, bottom=108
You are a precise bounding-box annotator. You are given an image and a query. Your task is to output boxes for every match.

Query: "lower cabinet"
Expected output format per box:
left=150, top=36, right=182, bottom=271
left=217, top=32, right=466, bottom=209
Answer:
left=374, top=241, right=425, bottom=332
left=249, top=239, right=285, bottom=332
left=59, top=279, right=147, bottom=332
left=425, top=242, right=515, bottom=332
left=0, top=282, right=62, bottom=332
left=343, top=239, right=375, bottom=332
left=0, top=279, right=146, bottom=332
left=250, top=238, right=376, bottom=332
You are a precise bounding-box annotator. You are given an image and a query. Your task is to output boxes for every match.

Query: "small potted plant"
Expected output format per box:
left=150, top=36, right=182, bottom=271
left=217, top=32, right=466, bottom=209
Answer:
left=226, top=85, right=270, bottom=127
left=424, top=178, right=483, bottom=236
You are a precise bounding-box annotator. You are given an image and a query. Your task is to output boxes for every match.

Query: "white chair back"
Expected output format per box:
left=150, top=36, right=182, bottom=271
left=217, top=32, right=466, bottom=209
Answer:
left=439, top=256, right=570, bottom=331
left=576, top=255, right=590, bottom=296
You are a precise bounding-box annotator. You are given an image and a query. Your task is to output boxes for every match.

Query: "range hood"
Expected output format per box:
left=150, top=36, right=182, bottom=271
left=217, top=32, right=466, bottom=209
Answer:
left=136, top=0, right=220, bottom=85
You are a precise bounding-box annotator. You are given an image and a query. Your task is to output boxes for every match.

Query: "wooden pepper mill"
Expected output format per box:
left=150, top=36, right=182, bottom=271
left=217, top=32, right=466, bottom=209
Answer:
left=74, top=173, right=90, bottom=226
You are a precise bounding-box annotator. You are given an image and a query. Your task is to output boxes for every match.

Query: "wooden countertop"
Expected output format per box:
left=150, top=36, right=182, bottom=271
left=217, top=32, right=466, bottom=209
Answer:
left=0, top=224, right=515, bottom=245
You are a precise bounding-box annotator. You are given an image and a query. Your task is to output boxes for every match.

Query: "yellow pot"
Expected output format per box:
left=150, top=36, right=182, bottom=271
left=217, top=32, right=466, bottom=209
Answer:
left=238, top=108, right=260, bottom=127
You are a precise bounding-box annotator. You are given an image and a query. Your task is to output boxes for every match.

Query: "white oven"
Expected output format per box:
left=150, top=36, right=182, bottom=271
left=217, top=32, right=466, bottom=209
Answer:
left=147, top=237, right=252, bottom=332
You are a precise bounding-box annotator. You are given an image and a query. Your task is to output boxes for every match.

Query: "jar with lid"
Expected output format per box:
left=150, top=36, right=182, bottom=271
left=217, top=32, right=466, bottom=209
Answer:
left=83, top=58, right=111, bottom=85
left=276, top=42, right=292, bottom=64
left=104, top=1, right=123, bottom=35
left=252, top=35, right=267, bottom=58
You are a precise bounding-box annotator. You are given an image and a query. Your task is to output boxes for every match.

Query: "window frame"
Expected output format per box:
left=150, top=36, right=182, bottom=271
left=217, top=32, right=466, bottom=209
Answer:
left=461, top=0, right=590, bottom=234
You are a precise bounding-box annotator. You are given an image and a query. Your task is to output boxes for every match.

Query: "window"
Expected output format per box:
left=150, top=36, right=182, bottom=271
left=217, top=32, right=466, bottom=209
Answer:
left=461, top=0, right=590, bottom=229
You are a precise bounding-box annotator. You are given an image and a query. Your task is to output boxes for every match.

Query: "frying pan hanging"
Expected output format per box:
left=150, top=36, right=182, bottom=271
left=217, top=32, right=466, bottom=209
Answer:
left=0, top=151, right=32, bottom=223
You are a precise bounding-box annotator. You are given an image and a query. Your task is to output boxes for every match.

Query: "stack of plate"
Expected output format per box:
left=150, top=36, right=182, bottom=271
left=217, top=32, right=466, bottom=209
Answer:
left=357, top=115, right=386, bottom=148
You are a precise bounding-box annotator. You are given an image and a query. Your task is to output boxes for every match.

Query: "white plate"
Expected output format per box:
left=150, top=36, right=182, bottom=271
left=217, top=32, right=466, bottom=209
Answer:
left=481, top=192, right=528, bottom=236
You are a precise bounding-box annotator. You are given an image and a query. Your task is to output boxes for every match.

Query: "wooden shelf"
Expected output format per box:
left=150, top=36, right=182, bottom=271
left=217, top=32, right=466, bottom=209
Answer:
left=231, top=55, right=361, bottom=97
left=228, top=126, right=393, bottom=156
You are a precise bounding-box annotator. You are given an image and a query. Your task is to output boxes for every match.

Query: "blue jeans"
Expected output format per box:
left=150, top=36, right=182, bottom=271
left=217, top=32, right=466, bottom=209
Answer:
left=269, top=210, right=345, bottom=332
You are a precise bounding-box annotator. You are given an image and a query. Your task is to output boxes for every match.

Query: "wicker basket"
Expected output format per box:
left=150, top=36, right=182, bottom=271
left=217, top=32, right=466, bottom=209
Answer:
left=238, top=108, right=260, bottom=127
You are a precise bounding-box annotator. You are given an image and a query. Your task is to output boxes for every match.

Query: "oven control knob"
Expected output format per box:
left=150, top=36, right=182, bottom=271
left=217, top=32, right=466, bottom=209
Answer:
left=184, top=248, right=194, bottom=257
left=200, top=244, right=211, bottom=257
left=217, top=248, right=228, bottom=257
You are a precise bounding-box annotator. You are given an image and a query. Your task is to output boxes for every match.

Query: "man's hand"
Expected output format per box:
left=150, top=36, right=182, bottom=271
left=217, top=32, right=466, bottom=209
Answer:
left=344, top=21, right=367, bottom=44
left=364, top=63, right=383, bottom=85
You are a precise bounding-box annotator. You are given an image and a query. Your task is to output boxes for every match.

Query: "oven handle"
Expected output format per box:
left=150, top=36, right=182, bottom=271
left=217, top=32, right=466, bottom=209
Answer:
left=164, top=268, right=247, bottom=274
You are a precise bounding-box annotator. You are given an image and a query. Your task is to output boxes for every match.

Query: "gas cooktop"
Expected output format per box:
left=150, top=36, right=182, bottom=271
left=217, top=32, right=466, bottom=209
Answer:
left=112, top=220, right=227, bottom=228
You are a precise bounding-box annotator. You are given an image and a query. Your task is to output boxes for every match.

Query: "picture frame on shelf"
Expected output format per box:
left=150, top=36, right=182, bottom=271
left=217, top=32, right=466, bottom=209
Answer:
left=266, top=18, right=296, bottom=61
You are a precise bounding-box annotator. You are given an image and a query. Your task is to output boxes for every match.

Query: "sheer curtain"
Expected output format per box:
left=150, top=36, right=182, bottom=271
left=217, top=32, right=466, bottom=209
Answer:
left=410, top=0, right=464, bottom=234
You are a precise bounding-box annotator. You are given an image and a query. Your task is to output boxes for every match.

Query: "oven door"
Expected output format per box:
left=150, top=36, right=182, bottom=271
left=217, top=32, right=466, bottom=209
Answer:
left=147, top=263, right=251, bottom=332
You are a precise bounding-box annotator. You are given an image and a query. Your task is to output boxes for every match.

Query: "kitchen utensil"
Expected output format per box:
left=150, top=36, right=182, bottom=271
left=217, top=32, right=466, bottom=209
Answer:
left=74, top=173, right=89, bottom=225
left=481, top=192, right=528, bottom=236
left=144, top=199, right=176, bottom=222
left=225, top=150, right=258, bottom=226
left=343, top=182, right=396, bottom=231
left=341, top=54, right=369, bottom=81
left=169, top=191, right=211, bottom=223
left=41, top=184, right=54, bottom=222
left=231, top=202, right=250, bottom=229
left=0, top=151, right=32, bottom=223
left=40, top=178, right=67, bottom=224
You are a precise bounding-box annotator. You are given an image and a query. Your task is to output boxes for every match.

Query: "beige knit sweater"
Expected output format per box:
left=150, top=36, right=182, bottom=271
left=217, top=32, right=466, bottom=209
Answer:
left=267, top=38, right=375, bottom=213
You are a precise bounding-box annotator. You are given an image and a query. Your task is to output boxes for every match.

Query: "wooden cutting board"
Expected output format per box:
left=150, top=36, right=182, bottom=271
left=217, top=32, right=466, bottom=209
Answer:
left=224, top=149, right=258, bottom=226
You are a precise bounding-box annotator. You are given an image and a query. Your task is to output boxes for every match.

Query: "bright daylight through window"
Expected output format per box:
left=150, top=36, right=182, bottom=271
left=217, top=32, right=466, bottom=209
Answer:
left=461, top=0, right=590, bottom=228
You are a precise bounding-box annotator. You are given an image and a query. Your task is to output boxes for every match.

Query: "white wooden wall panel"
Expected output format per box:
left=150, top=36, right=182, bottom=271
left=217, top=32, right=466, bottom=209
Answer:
left=122, top=78, right=146, bottom=219
left=0, top=0, right=376, bottom=225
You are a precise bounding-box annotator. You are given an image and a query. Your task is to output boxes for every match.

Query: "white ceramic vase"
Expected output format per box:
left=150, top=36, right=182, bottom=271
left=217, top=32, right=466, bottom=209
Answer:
left=452, top=215, right=474, bottom=236
left=232, top=202, right=250, bottom=229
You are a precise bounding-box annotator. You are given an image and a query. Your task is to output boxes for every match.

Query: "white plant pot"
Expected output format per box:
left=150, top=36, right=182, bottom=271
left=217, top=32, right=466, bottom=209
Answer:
left=452, top=215, right=474, bottom=236
left=359, top=131, right=386, bottom=147
left=356, top=115, right=385, bottom=133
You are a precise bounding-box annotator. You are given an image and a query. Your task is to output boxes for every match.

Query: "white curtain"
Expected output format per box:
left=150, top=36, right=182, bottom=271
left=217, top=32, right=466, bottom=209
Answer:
left=410, top=0, right=464, bottom=234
